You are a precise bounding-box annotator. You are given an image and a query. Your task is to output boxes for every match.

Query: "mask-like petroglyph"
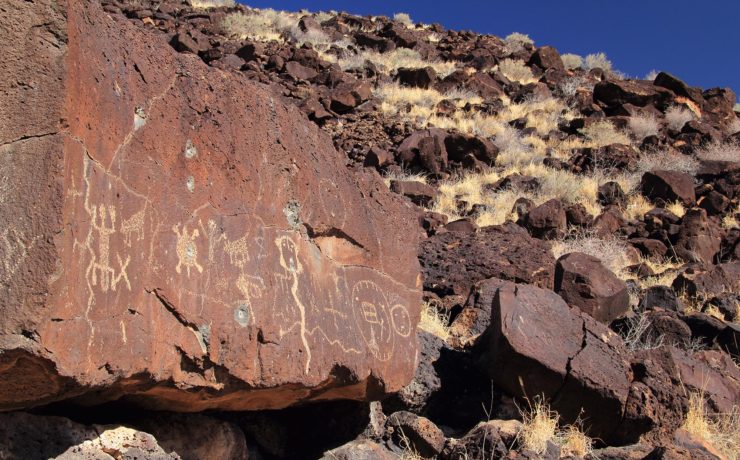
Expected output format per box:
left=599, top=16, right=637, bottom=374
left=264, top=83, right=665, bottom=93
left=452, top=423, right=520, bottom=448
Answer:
left=86, top=204, right=131, bottom=292
left=275, top=235, right=312, bottom=374
left=351, top=280, right=394, bottom=362
left=173, top=223, right=203, bottom=276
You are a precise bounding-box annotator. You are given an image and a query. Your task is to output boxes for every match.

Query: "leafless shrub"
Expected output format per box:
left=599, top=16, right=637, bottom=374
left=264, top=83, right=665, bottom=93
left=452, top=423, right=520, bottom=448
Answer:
left=558, top=75, right=592, bottom=97
left=504, top=32, right=534, bottom=55
left=665, top=105, right=696, bottom=131
left=393, top=12, right=414, bottom=27
left=498, top=59, right=536, bottom=84
left=191, top=0, right=235, bottom=8
left=619, top=312, right=665, bottom=352
left=644, top=69, right=659, bottom=81
left=560, top=53, right=583, bottom=70
left=637, top=150, right=699, bottom=175
left=695, top=141, right=740, bottom=162
left=628, top=113, right=660, bottom=139
left=584, top=52, right=613, bottom=72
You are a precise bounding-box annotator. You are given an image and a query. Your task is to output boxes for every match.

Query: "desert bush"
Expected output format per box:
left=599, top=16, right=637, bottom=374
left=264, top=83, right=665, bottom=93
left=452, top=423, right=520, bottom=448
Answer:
left=558, top=75, right=593, bottom=97
left=628, top=113, right=660, bottom=139
left=340, top=48, right=458, bottom=77
left=551, top=232, right=632, bottom=278
left=497, top=59, right=536, bottom=84
left=290, top=26, right=331, bottom=47
left=558, top=424, right=594, bottom=458
left=393, top=12, right=414, bottom=27
left=722, top=204, right=739, bottom=230
left=682, top=392, right=740, bottom=460
left=583, top=52, right=613, bottom=72
left=644, top=69, right=659, bottom=81
left=618, top=312, right=665, bottom=352
left=503, top=32, right=534, bottom=55
left=560, top=53, right=583, bottom=70
left=637, top=150, right=699, bottom=175
left=729, top=117, right=740, bottom=134
left=696, top=141, right=740, bottom=162
left=221, top=9, right=296, bottom=42
left=666, top=200, right=686, bottom=218
left=579, top=121, right=631, bottom=147
left=191, top=0, right=235, bottom=8
left=665, top=105, right=696, bottom=131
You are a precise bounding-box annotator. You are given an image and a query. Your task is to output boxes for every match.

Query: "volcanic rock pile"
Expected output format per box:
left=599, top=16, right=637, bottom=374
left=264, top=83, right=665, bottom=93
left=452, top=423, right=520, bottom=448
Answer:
left=0, top=0, right=738, bottom=459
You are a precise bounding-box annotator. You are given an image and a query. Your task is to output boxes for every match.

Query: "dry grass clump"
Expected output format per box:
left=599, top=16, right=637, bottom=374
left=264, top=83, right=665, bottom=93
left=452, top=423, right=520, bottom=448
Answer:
left=517, top=399, right=593, bottom=457
left=518, top=399, right=559, bottom=455
left=221, top=9, right=296, bottom=42
left=339, top=48, right=458, bottom=77
left=665, top=105, right=696, bottom=131
left=623, top=194, right=653, bottom=221
left=695, top=141, right=740, bottom=162
left=561, top=53, right=583, bottom=70
left=579, top=121, right=632, bottom=147
left=666, top=201, right=686, bottom=218
left=722, top=204, right=739, bottom=229
left=551, top=233, right=633, bottom=278
left=503, top=32, right=534, bottom=55
left=637, top=150, right=699, bottom=175
left=583, top=52, right=613, bottom=72
left=393, top=12, right=414, bottom=27
left=558, top=425, right=594, bottom=458
left=628, top=113, right=660, bottom=139
left=682, top=392, right=740, bottom=460
left=375, top=83, right=482, bottom=123
left=638, top=257, right=684, bottom=289
left=418, top=301, right=451, bottom=341
left=497, top=59, right=537, bottom=84
left=644, top=69, right=659, bottom=81
left=190, top=0, right=235, bottom=8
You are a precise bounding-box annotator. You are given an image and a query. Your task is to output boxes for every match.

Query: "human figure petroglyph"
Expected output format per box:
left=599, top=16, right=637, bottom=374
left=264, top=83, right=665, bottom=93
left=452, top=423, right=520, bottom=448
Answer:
left=173, top=223, right=203, bottom=276
left=87, top=204, right=131, bottom=292
left=275, top=235, right=312, bottom=374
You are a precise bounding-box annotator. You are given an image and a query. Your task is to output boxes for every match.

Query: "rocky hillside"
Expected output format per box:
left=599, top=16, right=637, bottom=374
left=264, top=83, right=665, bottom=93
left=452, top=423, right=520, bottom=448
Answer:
left=0, top=0, right=738, bottom=459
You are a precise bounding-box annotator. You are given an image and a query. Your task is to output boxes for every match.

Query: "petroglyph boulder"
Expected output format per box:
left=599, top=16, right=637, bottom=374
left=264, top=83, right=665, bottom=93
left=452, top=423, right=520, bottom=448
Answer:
left=0, top=0, right=421, bottom=411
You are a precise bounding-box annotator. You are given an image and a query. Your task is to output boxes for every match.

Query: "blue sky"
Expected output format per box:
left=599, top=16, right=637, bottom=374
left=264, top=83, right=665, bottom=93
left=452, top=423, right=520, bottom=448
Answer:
left=241, top=0, right=739, bottom=101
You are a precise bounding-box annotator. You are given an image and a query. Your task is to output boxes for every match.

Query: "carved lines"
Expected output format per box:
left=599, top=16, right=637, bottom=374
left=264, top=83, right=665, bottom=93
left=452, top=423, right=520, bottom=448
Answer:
left=0, top=229, right=39, bottom=278
left=172, top=224, right=203, bottom=277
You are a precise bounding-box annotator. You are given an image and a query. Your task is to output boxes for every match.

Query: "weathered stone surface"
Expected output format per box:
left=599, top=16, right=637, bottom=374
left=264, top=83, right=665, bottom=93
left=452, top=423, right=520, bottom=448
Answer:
left=419, top=223, right=555, bottom=297
left=396, top=66, right=437, bottom=89
left=441, top=419, right=521, bottom=460
left=133, top=413, right=249, bottom=460
left=0, top=412, right=178, bottom=460
left=674, top=208, right=721, bottom=265
left=320, top=440, right=395, bottom=460
left=555, top=252, right=630, bottom=323
left=485, top=282, right=631, bottom=443
left=640, top=170, right=696, bottom=206
left=672, top=261, right=740, bottom=298
left=524, top=198, right=566, bottom=239
left=0, top=0, right=421, bottom=411
left=390, top=180, right=439, bottom=207
left=386, top=411, right=446, bottom=457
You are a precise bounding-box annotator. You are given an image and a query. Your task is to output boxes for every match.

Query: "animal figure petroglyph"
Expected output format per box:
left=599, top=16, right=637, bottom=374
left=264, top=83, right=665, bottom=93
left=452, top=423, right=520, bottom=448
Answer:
left=0, top=229, right=39, bottom=278
left=120, top=208, right=145, bottom=246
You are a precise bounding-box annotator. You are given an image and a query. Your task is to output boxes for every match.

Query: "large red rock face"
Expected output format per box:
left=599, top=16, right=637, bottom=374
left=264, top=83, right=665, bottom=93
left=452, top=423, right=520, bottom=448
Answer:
left=0, top=0, right=421, bottom=411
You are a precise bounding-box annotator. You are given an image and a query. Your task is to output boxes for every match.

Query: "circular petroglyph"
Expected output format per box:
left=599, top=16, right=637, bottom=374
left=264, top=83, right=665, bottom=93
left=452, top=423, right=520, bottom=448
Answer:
left=390, top=304, right=412, bottom=337
left=351, top=280, right=393, bottom=362
left=234, top=303, right=250, bottom=327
